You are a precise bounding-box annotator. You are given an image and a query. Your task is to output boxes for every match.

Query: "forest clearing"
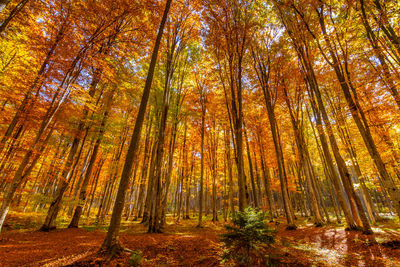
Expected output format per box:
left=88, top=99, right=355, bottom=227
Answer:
left=1, top=0, right=400, bottom=266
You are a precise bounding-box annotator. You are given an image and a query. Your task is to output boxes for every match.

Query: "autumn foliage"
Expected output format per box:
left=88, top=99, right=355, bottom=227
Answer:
left=0, top=0, right=400, bottom=264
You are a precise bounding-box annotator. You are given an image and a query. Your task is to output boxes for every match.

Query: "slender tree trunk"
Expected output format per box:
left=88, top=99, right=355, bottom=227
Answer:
left=282, top=85, right=323, bottom=226
left=244, top=128, right=258, bottom=208
left=256, top=130, right=274, bottom=219
left=0, top=19, right=67, bottom=155
left=40, top=131, right=83, bottom=231
left=100, top=0, right=171, bottom=253
left=185, top=148, right=194, bottom=219
left=371, top=0, right=400, bottom=62
left=86, top=158, right=105, bottom=218
left=69, top=90, right=114, bottom=228
left=0, top=0, right=29, bottom=33
left=316, top=6, right=399, bottom=223
left=307, top=105, right=357, bottom=229
left=0, top=125, right=54, bottom=231
left=197, top=105, right=205, bottom=227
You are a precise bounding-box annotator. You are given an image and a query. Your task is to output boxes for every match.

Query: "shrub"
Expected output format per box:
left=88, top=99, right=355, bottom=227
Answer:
left=128, top=250, right=143, bottom=267
left=221, top=207, right=275, bottom=266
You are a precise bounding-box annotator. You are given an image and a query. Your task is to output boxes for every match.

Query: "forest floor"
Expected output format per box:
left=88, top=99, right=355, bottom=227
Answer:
left=0, top=212, right=400, bottom=266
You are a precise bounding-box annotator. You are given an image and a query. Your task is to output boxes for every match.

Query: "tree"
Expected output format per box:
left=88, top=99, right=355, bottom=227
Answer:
left=100, top=0, right=172, bottom=255
left=203, top=0, right=255, bottom=211
left=221, top=207, right=275, bottom=266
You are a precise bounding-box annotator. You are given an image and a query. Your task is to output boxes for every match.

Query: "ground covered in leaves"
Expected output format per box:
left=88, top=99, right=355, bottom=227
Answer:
left=0, top=212, right=400, bottom=266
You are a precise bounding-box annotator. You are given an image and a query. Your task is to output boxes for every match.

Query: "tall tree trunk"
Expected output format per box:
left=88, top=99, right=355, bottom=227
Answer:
left=85, top=158, right=105, bottom=218
left=282, top=84, right=323, bottom=226
left=0, top=75, right=70, bottom=231
left=40, top=65, right=101, bottom=231
left=359, top=0, right=400, bottom=109
left=252, top=52, right=296, bottom=229
left=100, top=0, right=171, bottom=254
left=0, top=18, right=67, bottom=154
left=69, top=89, right=115, bottom=228
left=371, top=0, right=400, bottom=62
left=40, top=130, right=83, bottom=231
left=0, top=124, right=54, bottom=231
left=256, top=129, right=274, bottom=219
left=315, top=6, right=400, bottom=222
left=176, top=123, right=187, bottom=222
left=197, top=104, right=205, bottom=227
left=244, top=128, right=258, bottom=208
left=308, top=97, right=359, bottom=230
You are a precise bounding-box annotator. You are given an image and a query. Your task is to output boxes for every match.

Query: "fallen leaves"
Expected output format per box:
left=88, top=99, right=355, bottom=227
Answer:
left=0, top=219, right=399, bottom=266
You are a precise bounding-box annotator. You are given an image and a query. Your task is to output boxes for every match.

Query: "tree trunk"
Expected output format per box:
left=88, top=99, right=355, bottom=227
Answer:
left=197, top=105, right=205, bottom=227
left=0, top=0, right=29, bottom=33
left=69, top=89, right=114, bottom=228
left=316, top=6, right=399, bottom=224
left=244, top=128, right=258, bottom=208
left=100, top=0, right=171, bottom=254
left=282, top=84, right=323, bottom=226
